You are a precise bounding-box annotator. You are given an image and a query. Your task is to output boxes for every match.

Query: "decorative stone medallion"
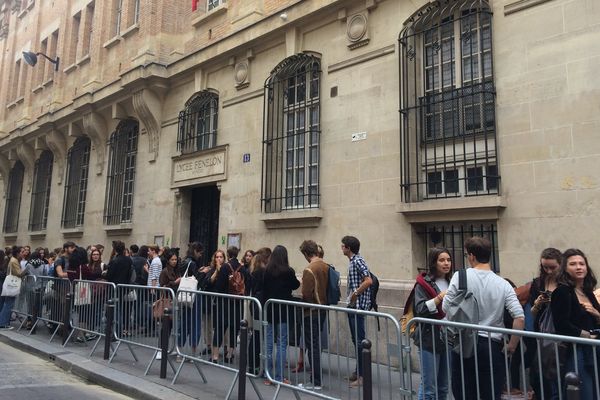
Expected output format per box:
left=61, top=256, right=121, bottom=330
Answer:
left=346, top=13, right=370, bottom=49
left=234, top=60, right=250, bottom=90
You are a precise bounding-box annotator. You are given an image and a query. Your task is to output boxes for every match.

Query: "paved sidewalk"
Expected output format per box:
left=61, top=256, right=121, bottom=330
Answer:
left=0, top=320, right=417, bottom=400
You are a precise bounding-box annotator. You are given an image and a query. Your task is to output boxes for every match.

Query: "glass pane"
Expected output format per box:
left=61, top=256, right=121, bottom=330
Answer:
left=427, top=171, right=443, bottom=195
left=445, top=170, right=459, bottom=193
left=487, top=165, right=498, bottom=190
left=467, top=167, right=484, bottom=191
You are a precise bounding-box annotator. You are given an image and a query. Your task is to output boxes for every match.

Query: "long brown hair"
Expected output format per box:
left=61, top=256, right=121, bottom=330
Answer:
left=250, top=247, right=272, bottom=273
left=558, top=248, right=597, bottom=294
left=210, top=250, right=226, bottom=269
left=427, top=247, right=452, bottom=281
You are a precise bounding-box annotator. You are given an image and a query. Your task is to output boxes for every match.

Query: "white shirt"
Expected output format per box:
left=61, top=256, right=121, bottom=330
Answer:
left=443, top=268, right=524, bottom=340
left=425, top=278, right=450, bottom=315
left=147, top=256, right=162, bottom=287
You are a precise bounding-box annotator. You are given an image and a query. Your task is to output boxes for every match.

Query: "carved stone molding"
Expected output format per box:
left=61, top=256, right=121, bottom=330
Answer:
left=234, top=60, right=250, bottom=90
left=45, top=129, right=67, bottom=185
left=0, top=152, right=10, bottom=194
left=15, top=141, right=35, bottom=192
left=82, top=111, right=108, bottom=175
left=132, top=89, right=162, bottom=162
left=347, top=13, right=370, bottom=50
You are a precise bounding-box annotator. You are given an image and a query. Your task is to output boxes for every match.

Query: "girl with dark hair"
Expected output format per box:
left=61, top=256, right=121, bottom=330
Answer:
left=246, top=247, right=271, bottom=373
left=412, top=247, right=452, bottom=400
left=551, top=248, right=600, bottom=399
left=263, top=245, right=300, bottom=385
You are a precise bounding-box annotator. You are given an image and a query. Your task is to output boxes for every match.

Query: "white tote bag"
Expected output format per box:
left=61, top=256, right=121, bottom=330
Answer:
left=2, top=265, right=21, bottom=297
left=177, top=262, right=198, bottom=307
left=74, top=268, right=92, bottom=306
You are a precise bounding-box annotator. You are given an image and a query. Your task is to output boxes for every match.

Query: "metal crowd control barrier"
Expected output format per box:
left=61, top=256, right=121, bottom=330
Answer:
left=110, top=284, right=176, bottom=377
left=406, top=317, right=600, bottom=400
left=172, top=289, right=264, bottom=400
left=64, top=279, right=116, bottom=357
left=263, top=299, right=406, bottom=400
left=12, top=275, right=38, bottom=331
left=30, top=277, right=72, bottom=342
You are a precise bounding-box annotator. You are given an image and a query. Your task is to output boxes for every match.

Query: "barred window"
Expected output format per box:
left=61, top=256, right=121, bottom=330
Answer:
left=417, top=222, right=499, bottom=272
left=62, top=137, right=91, bottom=228
left=262, top=54, right=321, bottom=213
left=177, top=91, right=218, bottom=154
left=29, top=151, right=54, bottom=231
left=400, top=0, right=498, bottom=202
left=3, top=161, right=24, bottom=233
left=104, top=120, right=138, bottom=225
left=208, top=0, right=221, bottom=11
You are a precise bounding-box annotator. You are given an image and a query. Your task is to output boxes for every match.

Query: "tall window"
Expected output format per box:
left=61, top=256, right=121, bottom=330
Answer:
left=417, top=222, right=499, bottom=271
left=177, top=91, right=218, bottom=154
left=3, top=161, right=24, bottom=233
left=113, top=0, right=123, bottom=36
left=104, top=120, right=138, bottom=225
left=69, top=12, right=81, bottom=65
left=81, top=2, right=95, bottom=57
left=262, top=54, right=321, bottom=213
left=62, top=137, right=90, bottom=228
left=208, top=0, right=221, bottom=11
left=399, top=0, right=498, bottom=202
left=29, top=151, right=53, bottom=231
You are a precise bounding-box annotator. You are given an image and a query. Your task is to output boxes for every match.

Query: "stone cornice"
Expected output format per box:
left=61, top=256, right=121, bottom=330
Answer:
left=82, top=111, right=108, bottom=175
left=132, top=89, right=163, bottom=162
left=44, top=129, right=67, bottom=185
left=15, top=140, right=35, bottom=192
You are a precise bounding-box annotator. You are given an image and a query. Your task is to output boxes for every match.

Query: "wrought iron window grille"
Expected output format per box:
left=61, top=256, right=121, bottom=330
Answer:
left=3, top=161, right=24, bottom=234
left=177, top=91, right=218, bottom=154
left=103, top=120, right=138, bottom=225
left=262, top=53, right=321, bottom=213
left=29, top=151, right=53, bottom=231
left=399, top=0, right=499, bottom=203
left=61, top=137, right=91, bottom=229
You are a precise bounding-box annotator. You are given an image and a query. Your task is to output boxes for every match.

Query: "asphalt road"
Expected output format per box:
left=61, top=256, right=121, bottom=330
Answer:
left=0, top=341, right=132, bottom=400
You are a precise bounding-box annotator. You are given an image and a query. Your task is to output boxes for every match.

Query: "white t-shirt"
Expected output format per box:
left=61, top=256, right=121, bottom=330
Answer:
left=147, top=256, right=162, bottom=287
left=443, top=268, right=524, bottom=340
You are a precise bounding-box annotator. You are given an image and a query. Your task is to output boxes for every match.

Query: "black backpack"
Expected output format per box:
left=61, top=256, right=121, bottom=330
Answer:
left=369, top=272, right=380, bottom=312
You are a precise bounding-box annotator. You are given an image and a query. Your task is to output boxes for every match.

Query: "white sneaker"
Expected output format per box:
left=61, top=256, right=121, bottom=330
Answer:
left=156, top=351, right=162, bottom=360
left=298, top=382, right=322, bottom=390
left=0, top=326, right=14, bottom=331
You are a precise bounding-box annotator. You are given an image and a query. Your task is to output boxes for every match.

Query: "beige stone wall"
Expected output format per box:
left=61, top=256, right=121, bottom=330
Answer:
left=0, top=0, right=598, bottom=304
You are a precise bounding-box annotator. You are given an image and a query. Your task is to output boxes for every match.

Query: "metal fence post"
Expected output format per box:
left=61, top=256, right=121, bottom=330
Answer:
left=238, top=319, right=248, bottom=400
left=160, top=307, right=172, bottom=379
left=62, top=293, right=72, bottom=345
left=361, top=339, right=373, bottom=400
left=565, top=372, right=581, bottom=400
left=31, top=287, right=41, bottom=335
left=104, top=299, right=115, bottom=360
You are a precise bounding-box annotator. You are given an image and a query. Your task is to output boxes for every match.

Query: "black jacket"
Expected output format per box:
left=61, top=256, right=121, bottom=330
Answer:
left=106, top=255, right=133, bottom=285
left=263, top=267, right=300, bottom=323
left=413, top=274, right=448, bottom=352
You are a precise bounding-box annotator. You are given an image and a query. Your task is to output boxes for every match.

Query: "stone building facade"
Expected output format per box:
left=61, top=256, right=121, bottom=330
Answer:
left=0, top=0, right=598, bottom=302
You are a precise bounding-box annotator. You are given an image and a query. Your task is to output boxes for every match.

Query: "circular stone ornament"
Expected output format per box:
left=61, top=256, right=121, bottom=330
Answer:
left=234, top=62, right=249, bottom=85
left=347, top=14, right=368, bottom=42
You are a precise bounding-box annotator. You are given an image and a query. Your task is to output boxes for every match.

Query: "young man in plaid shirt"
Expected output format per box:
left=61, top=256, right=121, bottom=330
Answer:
left=341, top=236, right=373, bottom=388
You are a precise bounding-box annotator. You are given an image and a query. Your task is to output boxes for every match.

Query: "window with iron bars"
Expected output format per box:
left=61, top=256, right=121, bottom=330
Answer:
left=177, top=91, right=218, bottom=154
left=29, top=151, right=53, bottom=231
left=417, top=222, right=499, bottom=272
left=104, top=120, right=138, bottom=225
left=3, top=161, right=24, bottom=234
left=399, top=0, right=498, bottom=202
left=262, top=54, right=321, bottom=213
left=208, top=0, right=222, bottom=11
left=61, top=137, right=90, bottom=229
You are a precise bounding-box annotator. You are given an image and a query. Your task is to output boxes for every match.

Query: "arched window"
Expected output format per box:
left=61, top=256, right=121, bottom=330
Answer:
left=262, top=53, right=321, bottom=213
left=177, top=91, right=218, bottom=154
left=104, top=120, right=138, bottom=225
left=62, top=137, right=91, bottom=228
left=29, top=151, right=54, bottom=231
left=399, top=0, right=498, bottom=202
left=3, top=161, right=24, bottom=233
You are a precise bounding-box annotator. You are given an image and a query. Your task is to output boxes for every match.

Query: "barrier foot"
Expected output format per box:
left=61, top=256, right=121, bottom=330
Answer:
left=89, top=336, right=103, bottom=358
left=249, top=377, right=265, bottom=400
left=144, top=350, right=158, bottom=376
left=63, top=329, right=76, bottom=347
left=224, top=371, right=239, bottom=400
left=171, top=358, right=186, bottom=385
left=28, top=319, right=40, bottom=336
left=109, top=340, right=122, bottom=363
left=49, top=323, right=62, bottom=343
left=193, top=360, right=208, bottom=384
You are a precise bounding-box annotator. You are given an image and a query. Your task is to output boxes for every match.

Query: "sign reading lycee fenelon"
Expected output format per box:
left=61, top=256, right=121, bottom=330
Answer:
left=172, top=148, right=226, bottom=184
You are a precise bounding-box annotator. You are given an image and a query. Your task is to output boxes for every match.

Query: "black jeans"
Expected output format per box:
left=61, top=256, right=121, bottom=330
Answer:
left=303, top=309, right=326, bottom=386
left=451, top=337, right=505, bottom=400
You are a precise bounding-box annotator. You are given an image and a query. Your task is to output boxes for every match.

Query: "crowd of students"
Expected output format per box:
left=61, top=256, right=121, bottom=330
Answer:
left=411, top=237, right=600, bottom=400
left=0, top=236, right=374, bottom=391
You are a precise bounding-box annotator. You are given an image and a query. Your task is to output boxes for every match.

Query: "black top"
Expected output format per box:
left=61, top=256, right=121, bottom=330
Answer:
left=528, top=276, right=549, bottom=331
left=263, top=267, right=300, bottom=323
left=106, top=255, right=133, bottom=285
left=131, top=255, right=148, bottom=285
left=551, top=284, right=600, bottom=337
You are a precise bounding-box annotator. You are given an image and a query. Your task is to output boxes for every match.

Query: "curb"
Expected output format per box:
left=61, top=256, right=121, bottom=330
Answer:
left=0, top=330, right=197, bottom=400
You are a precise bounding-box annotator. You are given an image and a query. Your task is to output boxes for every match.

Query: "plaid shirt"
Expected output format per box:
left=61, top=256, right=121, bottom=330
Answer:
left=347, top=253, right=371, bottom=310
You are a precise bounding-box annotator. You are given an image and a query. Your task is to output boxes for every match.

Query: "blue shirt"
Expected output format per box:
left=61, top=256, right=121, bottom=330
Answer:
left=347, top=253, right=371, bottom=310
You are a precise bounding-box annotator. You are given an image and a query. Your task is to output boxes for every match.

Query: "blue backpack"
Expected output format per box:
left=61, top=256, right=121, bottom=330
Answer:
left=326, top=264, right=341, bottom=305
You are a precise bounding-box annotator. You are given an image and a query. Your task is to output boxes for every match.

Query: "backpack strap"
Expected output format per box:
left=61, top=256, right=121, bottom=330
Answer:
left=183, top=260, right=192, bottom=277
left=305, top=268, right=321, bottom=304
left=458, top=268, right=467, bottom=291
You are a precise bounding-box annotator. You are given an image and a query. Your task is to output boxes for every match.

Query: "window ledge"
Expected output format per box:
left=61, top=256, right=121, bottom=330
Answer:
left=397, top=195, right=506, bottom=223
left=6, top=100, right=17, bottom=110
left=29, top=231, right=46, bottom=240
left=63, top=63, right=77, bottom=74
left=60, top=227, right=84, bottom=238
left=26, top=0, right=35, bottom=11
left=261, top=209, right=323, bottom=229
left=103, top=35, right=122, bottom=49
left=3, top=233, right=18, bottom=241
left=76, top=54, right=90, bottom=67
left=32, top=84, right=44, bottom=94
left=104, top=224, right=133, bottom=236
left=15, top=96, right=24, bottom=105
left=121, top=23, right=139, bottom=39
left=17, top=9, right=27, bottom=19
left=43, top=78, right=54, bottom=88
left=192, top=3, right=229, bottom=28
left=504, top=0, right=554, bottom=15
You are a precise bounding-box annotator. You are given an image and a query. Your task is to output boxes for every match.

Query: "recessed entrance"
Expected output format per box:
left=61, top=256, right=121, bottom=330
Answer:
left=189, top=185, right=220, bottom=267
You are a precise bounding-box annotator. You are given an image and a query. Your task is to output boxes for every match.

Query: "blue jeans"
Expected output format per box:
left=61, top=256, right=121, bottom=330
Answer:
left=564, top=345, right=597, bottom=400
left=418, top=348, right=449, bottom=400
left=178, top=296, right=201, bottom=349
left=0, top=296, right=16, bottom=327
left=348, top=313, right=366, bottom=376
left=266, top=322, right=288, bottom=381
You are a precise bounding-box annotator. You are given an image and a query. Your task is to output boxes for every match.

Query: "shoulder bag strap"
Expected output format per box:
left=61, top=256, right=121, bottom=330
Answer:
left=184, top=261, right=192, bottom=277
left=306, top=268, right=321, bottom=304
left=458, top=268, right=467, bottom=291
